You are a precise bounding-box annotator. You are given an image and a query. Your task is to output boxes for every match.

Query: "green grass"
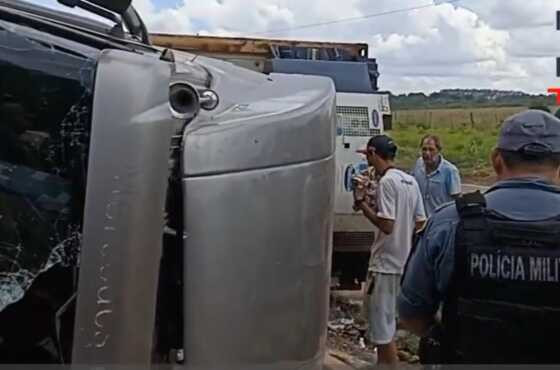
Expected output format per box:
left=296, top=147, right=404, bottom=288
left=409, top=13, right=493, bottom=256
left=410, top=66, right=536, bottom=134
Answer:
left=392, top=107, right=526, bottom=129
left=390, top=124, right=499, bottom=177
left=386, top=106, right=560, bottom=179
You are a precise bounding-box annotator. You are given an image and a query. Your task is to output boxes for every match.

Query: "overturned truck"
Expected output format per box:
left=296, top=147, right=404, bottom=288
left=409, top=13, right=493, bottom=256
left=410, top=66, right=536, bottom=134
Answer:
left=151, top=33, right=393, bottom=290
left=0, top=0, right=336, bottom=368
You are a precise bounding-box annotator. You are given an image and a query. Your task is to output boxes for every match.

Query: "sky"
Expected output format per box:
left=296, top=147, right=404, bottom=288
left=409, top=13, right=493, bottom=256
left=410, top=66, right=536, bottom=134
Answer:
left=24, top=0, right=560, bottom=94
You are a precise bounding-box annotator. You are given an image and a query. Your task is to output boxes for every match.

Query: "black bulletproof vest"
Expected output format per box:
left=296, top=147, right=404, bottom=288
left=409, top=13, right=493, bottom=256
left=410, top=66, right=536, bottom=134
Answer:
left=442, top=189, right=560, bottom=364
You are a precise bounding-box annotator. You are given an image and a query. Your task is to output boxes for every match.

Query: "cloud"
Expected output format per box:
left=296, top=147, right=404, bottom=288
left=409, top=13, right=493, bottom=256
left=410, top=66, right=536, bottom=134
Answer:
left=135, top=0, right=560, bottom=94
left=21, top=0, right=560, bottom=94
left=459, top=0, right=558, bottom=30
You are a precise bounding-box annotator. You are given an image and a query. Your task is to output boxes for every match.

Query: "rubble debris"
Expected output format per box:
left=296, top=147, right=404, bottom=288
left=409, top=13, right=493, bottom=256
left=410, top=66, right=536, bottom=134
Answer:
left=396, top=329, right=420, bottom=357
left=328, top=293, right=422, bottom=368
left=329, top=349, right=374, bottom=370
left=398, top=350, right=412, bottom=362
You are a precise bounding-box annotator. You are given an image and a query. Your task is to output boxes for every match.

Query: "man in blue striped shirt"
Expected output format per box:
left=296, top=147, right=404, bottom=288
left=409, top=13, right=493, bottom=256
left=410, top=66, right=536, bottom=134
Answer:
left=411, top=135, right=461, bottom=217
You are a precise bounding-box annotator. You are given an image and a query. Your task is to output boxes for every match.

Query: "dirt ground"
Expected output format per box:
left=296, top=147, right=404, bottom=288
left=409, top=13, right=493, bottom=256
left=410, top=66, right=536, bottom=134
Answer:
left=327, top=292, right=422, bottom=369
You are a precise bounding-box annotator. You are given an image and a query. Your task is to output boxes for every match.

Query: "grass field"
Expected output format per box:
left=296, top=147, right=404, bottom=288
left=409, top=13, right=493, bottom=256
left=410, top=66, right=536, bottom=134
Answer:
left=389, top=106, right=559, bottom=179
left=391, top=125, right=498, bottom=178
left=392, top=106, right=527, bottom=130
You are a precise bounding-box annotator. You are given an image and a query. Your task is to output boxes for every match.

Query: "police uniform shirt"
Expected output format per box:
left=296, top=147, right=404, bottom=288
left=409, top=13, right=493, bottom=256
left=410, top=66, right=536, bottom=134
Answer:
left=397, top=177, right=560, bottom=319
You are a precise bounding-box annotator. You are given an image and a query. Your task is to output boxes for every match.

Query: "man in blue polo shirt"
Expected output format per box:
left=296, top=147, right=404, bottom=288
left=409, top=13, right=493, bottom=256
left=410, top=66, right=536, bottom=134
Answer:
left=398, top=110, right=560, bottom=364
left=412, top=135, right=461, bottom=217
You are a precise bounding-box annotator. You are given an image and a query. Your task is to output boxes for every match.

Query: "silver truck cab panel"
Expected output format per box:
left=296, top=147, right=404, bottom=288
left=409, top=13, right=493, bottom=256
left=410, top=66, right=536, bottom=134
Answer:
left=182, top=58, right=336, bottom=370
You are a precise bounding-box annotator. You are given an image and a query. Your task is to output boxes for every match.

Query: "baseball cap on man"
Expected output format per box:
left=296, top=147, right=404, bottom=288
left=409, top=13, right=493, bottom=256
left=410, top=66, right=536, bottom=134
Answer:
left=498, top=110, right=560, bottom=155
left=356, top=134, right=398, bottom=158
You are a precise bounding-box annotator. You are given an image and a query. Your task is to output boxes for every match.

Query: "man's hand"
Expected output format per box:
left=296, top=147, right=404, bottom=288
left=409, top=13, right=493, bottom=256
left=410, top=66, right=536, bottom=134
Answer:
left=353, top=185, right=366, bottom=203
left=353, top=199, right=364, bottom=212
left=353, top=186, right=365, bottom=212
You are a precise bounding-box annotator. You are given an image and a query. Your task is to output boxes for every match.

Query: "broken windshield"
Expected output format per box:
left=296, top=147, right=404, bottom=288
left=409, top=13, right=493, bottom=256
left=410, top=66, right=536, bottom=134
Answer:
left=0, top=16, right=95, bottom=362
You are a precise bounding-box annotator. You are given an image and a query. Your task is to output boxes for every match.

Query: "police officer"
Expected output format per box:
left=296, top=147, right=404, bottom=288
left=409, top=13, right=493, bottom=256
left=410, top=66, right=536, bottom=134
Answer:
left=398, top=110, right=560, bottom=364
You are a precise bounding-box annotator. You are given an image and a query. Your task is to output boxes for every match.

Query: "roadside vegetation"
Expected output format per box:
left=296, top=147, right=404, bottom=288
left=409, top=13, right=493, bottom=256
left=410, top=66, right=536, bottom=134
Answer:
left=392, top=124, right=497, bottom=179
left=388, top=106, right=558, bottom=180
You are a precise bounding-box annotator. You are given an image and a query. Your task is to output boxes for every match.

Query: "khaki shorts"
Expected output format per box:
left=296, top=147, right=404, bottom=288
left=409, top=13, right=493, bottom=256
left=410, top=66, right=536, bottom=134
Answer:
left=364, top=271, right=401, bottom=345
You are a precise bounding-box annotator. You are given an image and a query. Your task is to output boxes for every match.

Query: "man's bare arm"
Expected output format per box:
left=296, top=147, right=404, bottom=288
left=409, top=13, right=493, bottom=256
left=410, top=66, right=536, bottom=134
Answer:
left=356, top=201, right=395, bottom=235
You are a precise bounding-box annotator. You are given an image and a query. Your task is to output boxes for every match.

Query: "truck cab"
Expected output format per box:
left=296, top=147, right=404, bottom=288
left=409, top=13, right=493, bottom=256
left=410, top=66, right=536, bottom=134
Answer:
left=150, top=34, right=393, bottom=289
left=0, top=1, right=336, bottom=368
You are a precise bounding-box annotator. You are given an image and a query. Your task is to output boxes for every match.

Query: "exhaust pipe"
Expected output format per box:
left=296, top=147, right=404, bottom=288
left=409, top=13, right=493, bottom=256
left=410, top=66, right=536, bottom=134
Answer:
left=169, top=82, right=200, bottom=120
left=169, top=82, right=219, bottom=120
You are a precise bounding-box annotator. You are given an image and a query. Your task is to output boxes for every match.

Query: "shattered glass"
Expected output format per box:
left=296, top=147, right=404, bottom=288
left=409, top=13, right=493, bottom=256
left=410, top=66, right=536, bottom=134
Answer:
left=0, top=19, right=96, bottom=314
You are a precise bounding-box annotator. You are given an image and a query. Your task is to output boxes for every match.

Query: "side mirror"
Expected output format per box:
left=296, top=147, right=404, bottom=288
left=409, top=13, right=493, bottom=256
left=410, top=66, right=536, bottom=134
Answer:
left=57, top=0, right=149, bottom=44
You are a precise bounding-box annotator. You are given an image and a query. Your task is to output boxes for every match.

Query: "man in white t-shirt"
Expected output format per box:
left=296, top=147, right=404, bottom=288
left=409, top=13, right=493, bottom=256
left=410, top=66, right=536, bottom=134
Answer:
left=353, top=134, right=426, bottom=366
